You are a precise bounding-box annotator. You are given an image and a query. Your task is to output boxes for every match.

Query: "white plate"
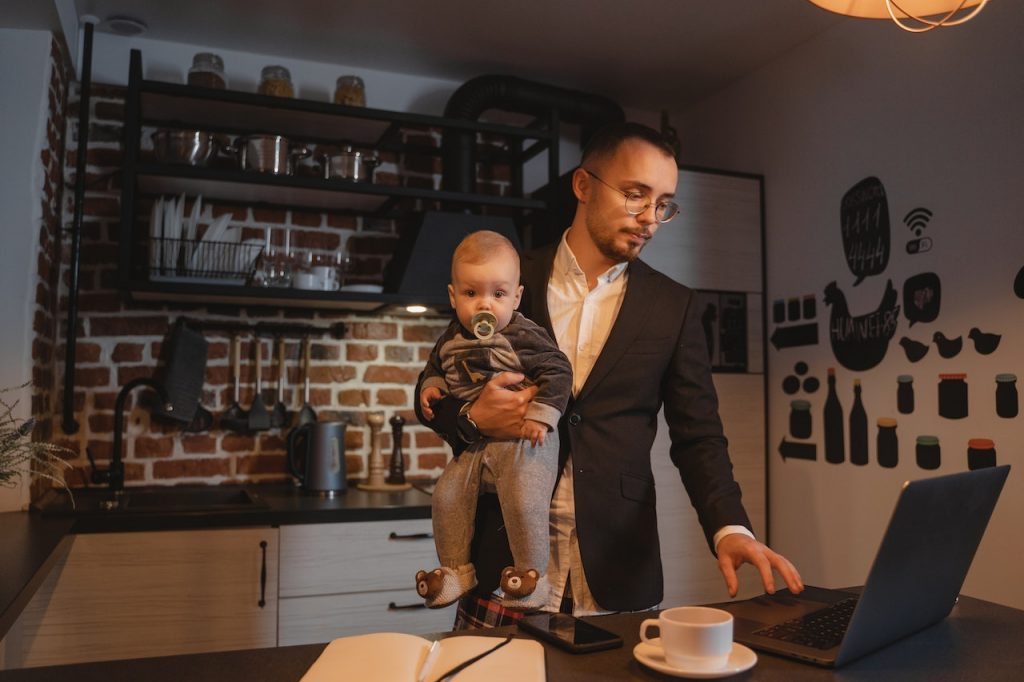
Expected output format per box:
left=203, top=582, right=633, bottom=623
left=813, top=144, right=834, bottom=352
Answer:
left=633, top=639, right=757, bottom=679
left=339, top=284, right=383, bottom=293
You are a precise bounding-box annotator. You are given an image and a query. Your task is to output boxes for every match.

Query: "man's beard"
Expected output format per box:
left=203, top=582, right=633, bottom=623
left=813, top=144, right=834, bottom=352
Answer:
left=587, top=217, right=647, bottom=263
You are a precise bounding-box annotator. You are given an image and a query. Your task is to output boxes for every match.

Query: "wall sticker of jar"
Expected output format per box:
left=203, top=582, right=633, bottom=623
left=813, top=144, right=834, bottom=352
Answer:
left=915, top=435, right=940, bottom=470
left=897, top=374, right=914, bottom=414
left=877, top=418, right=898, bottom=468
left=789, top=400, right=812, bottom=439
left=968, top=438, right=997, bottom=470
left=849, top=380, right=868, bottom=466
left=995, top=373, right=1018, bottom=418
left=938, top=373, right=968, bottom=420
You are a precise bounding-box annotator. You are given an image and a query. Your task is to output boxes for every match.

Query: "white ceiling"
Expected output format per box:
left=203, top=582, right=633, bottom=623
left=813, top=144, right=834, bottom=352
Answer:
left=8, top=0, right=843, bottom=111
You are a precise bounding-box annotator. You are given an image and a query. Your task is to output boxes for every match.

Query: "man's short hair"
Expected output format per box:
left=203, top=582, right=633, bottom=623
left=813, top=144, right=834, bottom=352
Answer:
left=451, top=230, right=520, bottom=280
left=580, top=121, right=676, bottom=166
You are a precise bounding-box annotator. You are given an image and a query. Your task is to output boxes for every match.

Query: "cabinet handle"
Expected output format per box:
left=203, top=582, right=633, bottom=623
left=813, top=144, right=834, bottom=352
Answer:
left=388, top=531, right=433, bottom=541
left=258, top=540, right=268, bottom=608
left=388, top=601, right=427, bottom=611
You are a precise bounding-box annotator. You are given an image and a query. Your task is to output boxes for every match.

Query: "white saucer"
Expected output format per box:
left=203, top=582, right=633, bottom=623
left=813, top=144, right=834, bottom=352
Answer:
left=339, top=283, right=383, bottom=293
left=633, top=639, right=757, bottom=679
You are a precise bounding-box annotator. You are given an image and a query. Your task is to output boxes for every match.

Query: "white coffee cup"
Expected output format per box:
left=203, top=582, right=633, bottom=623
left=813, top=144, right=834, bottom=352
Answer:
left=293, top=272, right=320, bottom=290
left=311, top=265, right=338, bottom=290
left=640, top=606, right=734, bottom=672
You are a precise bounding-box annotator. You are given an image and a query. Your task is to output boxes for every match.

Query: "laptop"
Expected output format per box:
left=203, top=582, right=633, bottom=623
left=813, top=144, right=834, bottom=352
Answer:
left=721, top=465, right=1010, bottom=668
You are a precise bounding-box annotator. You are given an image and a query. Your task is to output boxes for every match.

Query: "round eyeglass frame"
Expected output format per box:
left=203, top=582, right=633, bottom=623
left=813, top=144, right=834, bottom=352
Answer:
left=583, top=169, right=679, bottom=223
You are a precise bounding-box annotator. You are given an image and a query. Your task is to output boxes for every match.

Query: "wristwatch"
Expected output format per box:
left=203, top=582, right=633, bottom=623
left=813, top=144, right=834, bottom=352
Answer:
left=457, top=401, right=481, bottom=444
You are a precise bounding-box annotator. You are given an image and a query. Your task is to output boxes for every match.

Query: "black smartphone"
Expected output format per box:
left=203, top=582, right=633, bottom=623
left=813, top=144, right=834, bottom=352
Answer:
left=517, top=612, right=623, bottom=654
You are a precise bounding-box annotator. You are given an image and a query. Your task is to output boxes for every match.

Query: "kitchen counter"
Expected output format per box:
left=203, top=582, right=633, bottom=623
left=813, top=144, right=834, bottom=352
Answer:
left=3, top=595, right=1023, bottom=681
left=0, top=483, right=432, bottom=642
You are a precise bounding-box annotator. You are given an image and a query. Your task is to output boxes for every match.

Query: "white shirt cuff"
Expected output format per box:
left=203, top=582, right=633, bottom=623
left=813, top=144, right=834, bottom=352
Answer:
left=713, top=525, right=755, bottom=553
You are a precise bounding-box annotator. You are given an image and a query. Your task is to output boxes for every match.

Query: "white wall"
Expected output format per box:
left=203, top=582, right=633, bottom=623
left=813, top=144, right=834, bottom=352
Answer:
left=679, top=4, right=1024, bottom=608
left=0, top=29, right=53, bottom=511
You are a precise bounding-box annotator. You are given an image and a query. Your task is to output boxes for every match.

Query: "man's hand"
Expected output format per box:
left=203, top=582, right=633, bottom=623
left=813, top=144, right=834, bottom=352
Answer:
left=471, top=372, right=539, bottom=439
left=716, top=533, right=804, bottom=598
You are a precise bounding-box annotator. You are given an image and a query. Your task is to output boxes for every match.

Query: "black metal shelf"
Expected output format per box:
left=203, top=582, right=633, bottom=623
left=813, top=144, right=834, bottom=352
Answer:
left=119, top=49, right=552, bottom=311
left=134, top=163, right=546, bottom=214
left=127, top=278, right=450, bottom=314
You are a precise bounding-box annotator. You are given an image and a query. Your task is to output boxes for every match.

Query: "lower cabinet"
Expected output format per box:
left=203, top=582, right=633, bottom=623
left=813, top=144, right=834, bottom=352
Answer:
left=278, top=518, right=452, bottom=645
left=2, top=527, right=278, bottom=669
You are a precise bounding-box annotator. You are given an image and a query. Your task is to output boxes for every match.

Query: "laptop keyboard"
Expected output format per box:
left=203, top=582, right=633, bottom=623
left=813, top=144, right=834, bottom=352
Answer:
left=753, top=596, right=859, bottom=650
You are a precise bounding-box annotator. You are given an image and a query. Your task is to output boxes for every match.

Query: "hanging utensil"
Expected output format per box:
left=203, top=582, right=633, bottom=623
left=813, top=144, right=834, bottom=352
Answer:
left=297, top=336, right=317, bottom=426
left=247, top=337, right=271, bottom=431
left=270, top=336, right=290, bottom=429
left=221, top=334, right=248, bottom=431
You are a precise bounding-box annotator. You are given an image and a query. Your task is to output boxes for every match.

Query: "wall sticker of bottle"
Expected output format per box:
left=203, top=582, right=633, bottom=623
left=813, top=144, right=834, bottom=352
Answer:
left=849, top=379, right=868, bottom=466
left=824, top=368, right=845, bottom=464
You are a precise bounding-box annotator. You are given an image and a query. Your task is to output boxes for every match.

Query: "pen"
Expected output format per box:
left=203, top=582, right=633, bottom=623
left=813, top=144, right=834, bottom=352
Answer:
left=416, top=640, right=442, bottom=682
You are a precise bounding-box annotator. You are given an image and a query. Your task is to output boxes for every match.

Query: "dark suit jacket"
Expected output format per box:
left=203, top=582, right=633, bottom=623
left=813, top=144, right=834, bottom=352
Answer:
left=417, top=241, right=751, bottom=611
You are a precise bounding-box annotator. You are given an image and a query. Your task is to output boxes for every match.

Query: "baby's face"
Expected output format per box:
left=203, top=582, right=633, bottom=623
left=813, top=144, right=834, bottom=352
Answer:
left=448, top=252, right=523, bottom=336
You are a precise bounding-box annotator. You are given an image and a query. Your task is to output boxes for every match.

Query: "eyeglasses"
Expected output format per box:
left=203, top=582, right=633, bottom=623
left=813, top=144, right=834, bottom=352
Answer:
left=583, top=169, right=679, bottom=223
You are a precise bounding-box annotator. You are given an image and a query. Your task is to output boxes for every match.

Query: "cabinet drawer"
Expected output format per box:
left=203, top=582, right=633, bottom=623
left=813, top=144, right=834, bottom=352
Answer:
left=279, top=519, right=437, bottom=597
left=278, top=589, right=454, bottom=645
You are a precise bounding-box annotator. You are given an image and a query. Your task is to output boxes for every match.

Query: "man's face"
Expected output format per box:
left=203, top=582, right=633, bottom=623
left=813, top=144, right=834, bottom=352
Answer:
left=579, top=138, right=678, bottom=263
left=447, top=252, right=524, bottom=335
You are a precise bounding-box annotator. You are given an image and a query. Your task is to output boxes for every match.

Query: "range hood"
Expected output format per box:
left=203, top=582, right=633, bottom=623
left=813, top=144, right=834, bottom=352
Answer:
left=383, top=211, right=521, bottom=312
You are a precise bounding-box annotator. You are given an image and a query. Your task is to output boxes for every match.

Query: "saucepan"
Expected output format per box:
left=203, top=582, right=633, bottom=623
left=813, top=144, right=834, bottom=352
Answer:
left=223, top=135, right=310, bottom=175
left=321, top=144, right=379, bottom=182
left=151, top=130, right=217, bottom=166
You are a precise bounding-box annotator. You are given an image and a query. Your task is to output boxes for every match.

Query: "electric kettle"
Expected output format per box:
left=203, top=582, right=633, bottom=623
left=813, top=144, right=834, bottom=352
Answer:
left=287, top=420, right=347, bottom=495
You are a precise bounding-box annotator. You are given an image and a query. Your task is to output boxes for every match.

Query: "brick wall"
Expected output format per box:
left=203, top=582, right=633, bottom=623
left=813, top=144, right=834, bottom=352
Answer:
left=31, top=35, right=72, bottom=481
left=38, top=79, right=513, bottom=492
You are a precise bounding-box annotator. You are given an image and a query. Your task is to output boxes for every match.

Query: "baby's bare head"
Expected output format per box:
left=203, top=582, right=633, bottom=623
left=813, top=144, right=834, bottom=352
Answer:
left=450, top=230, right=520, bottom=283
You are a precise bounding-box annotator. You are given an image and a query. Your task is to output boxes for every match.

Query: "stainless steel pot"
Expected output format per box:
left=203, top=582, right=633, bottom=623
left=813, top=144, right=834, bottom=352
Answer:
left=151, top=130, right=216, bottom=166
left=224, top=135, right=310, bottom=175
left=322, top=145, right=379, bottom=182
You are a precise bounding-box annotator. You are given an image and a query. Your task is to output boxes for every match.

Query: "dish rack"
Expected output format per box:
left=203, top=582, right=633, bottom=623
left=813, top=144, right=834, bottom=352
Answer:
left=149, top=237, right=263, bottom=286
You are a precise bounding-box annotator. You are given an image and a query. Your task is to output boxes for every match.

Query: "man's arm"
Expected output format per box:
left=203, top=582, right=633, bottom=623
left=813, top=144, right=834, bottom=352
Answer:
left=663, top=293, right=802, bottom=597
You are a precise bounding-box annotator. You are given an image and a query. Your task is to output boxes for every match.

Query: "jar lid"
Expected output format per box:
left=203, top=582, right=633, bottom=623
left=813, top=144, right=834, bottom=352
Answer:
left=915, top=435, right=939, bottom=446
left=790, top=399, right=811, bottom=410
left=968, top=438, right=995, bottom=449
left=336, top=75, right=364, bottom=86
left=261, top=65, right=291, bottom=80
left=897, top=374, right=913, bottom=383
left=191, top=52, right=224, bottom=70
left=938, top=373, right=967, bottom=380
left=877, top=417, right=898, bottom=427
left=995, top=373, right=1017, bottom=382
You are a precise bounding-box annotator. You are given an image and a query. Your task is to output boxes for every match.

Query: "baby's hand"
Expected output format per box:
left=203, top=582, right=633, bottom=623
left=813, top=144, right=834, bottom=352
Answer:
left=419, top=387, right=444, bottom=420
left=521, top=419, right=548, bottom=447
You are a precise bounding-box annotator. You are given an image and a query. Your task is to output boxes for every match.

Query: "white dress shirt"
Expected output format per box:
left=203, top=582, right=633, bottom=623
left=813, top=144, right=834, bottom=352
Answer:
left=541, top=232, right=752, bottom=615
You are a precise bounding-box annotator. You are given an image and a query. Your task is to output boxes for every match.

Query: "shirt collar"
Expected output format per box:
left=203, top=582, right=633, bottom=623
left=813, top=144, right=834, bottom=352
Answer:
left=554, top=229, right=628, bottom=285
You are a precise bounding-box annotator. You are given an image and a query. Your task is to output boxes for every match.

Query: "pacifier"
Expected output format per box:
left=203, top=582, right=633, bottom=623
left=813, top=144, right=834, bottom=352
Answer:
left=471, top=312, right=498, bottom=340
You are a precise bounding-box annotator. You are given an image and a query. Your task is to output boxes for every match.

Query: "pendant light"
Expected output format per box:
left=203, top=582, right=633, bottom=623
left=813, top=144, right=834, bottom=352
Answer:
left=807, top=0, right=989, bottom=33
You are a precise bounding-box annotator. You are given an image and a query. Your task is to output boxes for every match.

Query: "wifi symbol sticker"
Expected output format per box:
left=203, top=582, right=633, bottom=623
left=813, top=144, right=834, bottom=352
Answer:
left=904, top=207, right=933, bottom=255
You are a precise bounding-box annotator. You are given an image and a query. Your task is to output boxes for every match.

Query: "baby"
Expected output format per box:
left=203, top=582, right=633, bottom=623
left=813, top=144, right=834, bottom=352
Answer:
left=416, top=230, right=572, bottom=610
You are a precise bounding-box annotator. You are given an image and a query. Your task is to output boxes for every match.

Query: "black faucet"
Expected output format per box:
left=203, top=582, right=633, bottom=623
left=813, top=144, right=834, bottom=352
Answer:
left=86, top=378, right=172, bottom=492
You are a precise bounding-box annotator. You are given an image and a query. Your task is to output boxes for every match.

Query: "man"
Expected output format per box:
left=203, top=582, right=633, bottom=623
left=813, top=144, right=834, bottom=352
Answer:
left=417, top=122, right=802, bottom=628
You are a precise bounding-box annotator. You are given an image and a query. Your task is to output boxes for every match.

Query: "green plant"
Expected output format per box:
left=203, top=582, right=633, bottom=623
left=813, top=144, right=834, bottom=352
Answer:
left=0, top=386, right=72, bottom=492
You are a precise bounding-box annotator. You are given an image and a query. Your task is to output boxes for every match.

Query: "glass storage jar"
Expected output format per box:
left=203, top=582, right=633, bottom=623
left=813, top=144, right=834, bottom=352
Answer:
left=334, top=75, right=366, bottom=106
left=259, top=66, right=294, bottom=98
left=187, top=52, right=226, bottom=89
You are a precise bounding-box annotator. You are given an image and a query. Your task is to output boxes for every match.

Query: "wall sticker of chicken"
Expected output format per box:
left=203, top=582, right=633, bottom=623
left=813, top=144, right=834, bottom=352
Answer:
left=841, top=177, right=891, bottom=286
left=899, top=336, right=930, bottom=363
left=968, top=328, right=1001, bottom=355
left=933, top=332, right=963, bottom=359
left=824, top=280, right=900, bottom=371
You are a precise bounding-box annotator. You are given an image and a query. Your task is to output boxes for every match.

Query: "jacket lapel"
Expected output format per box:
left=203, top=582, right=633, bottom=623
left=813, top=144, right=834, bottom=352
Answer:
left=575, top=259, right=657, bottom=403
left=521, top=243, right=558, bottom=338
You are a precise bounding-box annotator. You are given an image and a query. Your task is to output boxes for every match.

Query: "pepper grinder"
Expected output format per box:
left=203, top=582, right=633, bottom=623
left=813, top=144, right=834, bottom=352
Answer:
left=386, top=414, right=407, bottom=485
left=357, top=412, right=410, bottom=491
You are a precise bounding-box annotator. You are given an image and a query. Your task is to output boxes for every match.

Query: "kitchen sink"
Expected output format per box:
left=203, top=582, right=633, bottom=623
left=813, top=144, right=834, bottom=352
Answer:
left=32, top=485, right=270, bottom=516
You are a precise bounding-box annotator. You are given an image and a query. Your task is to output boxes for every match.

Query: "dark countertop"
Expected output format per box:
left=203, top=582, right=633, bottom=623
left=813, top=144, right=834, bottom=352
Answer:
left=0, top=482, right=432, bottom=641
left=2, top=595, right=1022, bottom=681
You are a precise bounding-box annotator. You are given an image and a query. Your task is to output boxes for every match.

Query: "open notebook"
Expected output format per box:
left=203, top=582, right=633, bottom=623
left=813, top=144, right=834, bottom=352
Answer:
left=301, top=632, right=546, bottom=682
